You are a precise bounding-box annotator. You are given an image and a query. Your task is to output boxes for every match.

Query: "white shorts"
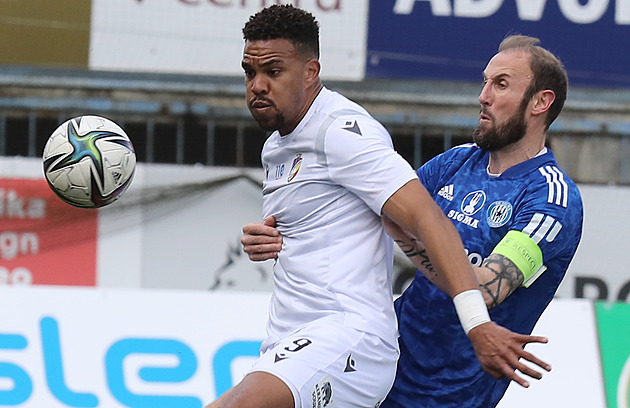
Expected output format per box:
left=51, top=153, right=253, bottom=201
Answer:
left=249, top=316, right=399, bottom=408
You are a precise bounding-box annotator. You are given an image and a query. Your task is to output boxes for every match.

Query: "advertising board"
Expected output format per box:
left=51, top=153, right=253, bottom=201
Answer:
left=499, top=298, right=606, bottom=407
left=89, top=0, right=368, bottom=81
left=596, top=302, right=630, bottom=408
left=0, top=287, right=611, bottom=407
left=0, top=286, right=269, bottom=407
left=366, top=1, right=630, bottom=88
left=0, top=179, right=97, bottom=286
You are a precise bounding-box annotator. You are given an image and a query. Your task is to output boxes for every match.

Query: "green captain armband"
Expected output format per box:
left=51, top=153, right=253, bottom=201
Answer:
left=491, top=230, right=546, bottom=288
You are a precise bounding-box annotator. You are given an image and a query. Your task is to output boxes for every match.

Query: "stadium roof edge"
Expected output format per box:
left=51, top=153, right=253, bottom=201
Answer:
left=1, top=66, right=630, bottom=111
left=0, top=66, right=629, bottom=133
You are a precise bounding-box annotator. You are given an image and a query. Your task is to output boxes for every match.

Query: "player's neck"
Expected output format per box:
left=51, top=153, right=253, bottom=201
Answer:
left=280, top=83, right=323, bottom=136
left=487, top=135, right=546, bottom=174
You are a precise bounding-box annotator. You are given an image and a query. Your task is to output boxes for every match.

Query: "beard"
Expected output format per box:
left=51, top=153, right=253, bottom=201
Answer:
left=473, top=101, right=528, bottom=151
left=251, top=110, right=286, bottom=132
left=248, top=96, right=287, bottom=133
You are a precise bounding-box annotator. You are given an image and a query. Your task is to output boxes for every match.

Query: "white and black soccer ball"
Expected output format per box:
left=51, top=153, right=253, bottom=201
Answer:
left=43, top=115, right=136, bottom=208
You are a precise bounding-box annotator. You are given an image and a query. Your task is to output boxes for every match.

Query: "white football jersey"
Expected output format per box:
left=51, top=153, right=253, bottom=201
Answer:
left=261, top=87, right=417, bottom=348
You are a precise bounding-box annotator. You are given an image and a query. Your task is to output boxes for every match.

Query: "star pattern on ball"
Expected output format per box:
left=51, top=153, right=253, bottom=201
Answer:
left=48, top=118, right=128, bottom=181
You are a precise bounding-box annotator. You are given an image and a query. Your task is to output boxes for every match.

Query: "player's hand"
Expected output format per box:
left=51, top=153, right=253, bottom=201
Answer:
left=241, top=216, right=283, bottom=261
left=468, top=321, right=551, bottom=388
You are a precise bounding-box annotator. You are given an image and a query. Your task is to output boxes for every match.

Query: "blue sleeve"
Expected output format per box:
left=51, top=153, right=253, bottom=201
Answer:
left=417, top=155, right=441, bottom=195
left=510, top=167, right=583, bottom=264
left=417, top=144, right=477, bottom=197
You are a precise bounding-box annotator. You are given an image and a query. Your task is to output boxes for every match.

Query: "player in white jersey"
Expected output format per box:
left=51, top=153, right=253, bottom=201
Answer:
left=259, top=86, right=415, bottom=351
left=206, top=5, right=551, bottom=408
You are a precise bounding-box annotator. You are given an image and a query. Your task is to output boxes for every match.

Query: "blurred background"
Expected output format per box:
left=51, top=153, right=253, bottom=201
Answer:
left=0, top=1, right=628, bottom=407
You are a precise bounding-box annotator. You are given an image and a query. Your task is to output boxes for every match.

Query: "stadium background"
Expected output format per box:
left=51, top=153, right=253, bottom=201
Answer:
left=0, top=0, right=629, bottom=407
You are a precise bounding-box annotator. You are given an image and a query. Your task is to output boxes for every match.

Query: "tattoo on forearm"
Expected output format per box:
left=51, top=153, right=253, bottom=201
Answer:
left=394, top=239, right=437, bottom=279
left=480, top=254, right=524, bottom=308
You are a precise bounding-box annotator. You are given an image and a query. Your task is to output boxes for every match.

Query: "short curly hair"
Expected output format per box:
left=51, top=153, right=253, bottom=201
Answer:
left=242, top=4, right=320, bottom=59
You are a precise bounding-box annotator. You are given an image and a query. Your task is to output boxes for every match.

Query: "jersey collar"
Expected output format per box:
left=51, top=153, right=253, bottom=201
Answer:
left=484, top=147, right=557, bottom=179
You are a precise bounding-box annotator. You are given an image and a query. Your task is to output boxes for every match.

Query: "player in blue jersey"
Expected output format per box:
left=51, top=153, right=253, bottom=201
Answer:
left=380, top=35, right=583, bottom=408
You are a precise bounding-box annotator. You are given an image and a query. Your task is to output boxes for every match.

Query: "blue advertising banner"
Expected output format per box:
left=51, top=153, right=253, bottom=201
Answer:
left=367, top=1, right=630, bottom=88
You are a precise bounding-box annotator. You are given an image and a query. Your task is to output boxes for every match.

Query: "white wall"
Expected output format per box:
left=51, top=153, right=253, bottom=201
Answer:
left=555, top=184, right=630, bottom=302
left=2, top=157, right=628, bottom=303
left=97, top=162, right=276, bottom=291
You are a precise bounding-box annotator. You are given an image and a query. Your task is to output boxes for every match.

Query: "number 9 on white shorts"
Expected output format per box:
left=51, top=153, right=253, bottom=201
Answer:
left=248, top=316, right=398, bottom=408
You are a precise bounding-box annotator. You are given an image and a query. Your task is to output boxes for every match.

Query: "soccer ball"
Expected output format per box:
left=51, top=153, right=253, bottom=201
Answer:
left=43, top=115, right=136, bottom=208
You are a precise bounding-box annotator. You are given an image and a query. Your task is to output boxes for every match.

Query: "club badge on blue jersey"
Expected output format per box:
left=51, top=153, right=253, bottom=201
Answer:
left=487, top=200, right=513, bottom=228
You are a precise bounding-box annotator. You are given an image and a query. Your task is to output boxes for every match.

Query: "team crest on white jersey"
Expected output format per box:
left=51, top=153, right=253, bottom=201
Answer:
left=487, top=200, right=513, bottom=228
left=437, top=184, right=454, bottom=201
left=311, top=374, right=334, bottom=407
left=287, top=153, right=303, bottom=182
left=461, top=190, right=486, bottom=215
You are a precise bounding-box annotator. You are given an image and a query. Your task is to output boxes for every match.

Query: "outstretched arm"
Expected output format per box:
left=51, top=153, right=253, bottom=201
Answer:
left=383, top=216, right=523, bottom=308
left=382, top=179, right=483, bottom=298
left=382, top=179, right=549, bottom=387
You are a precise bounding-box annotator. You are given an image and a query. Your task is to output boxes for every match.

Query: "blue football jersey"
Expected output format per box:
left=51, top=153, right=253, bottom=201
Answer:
left=383, top=144, right=583, bottom=408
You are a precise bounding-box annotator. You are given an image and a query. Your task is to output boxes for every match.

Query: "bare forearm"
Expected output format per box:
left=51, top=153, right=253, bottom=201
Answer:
left=388, top=218, right=524, bottom=308
left=385, top=217, right=448, bottom=291
left=396, top=239, right=440, bottom=282
left=411, top=206, right=478, bottom=296
left=381, top=180, right=478, bottom=297
left=477, top=254, right=524, bottom=308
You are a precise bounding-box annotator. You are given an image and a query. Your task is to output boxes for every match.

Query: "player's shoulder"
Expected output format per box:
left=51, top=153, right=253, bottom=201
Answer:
left=527, top=152, right=582, bottom=203
left=516, top=153, right=583, bottom=227
left=315, top=89, right=389, bottom=140
left=443, top=143, right=481, bottom=160
left=509, top=155, right=583, bottom=255
left=536, top=161, right=580, bottom=190
left=424, top=143, right=484, bottom=171
left=318, top=88, right=374, bottom=122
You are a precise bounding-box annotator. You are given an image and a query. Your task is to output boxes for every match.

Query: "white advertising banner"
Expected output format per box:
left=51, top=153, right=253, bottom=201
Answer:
left=0, top=287, right=607, bottom=407
left=0, top=286, right=270, bottom=408
left=499, top=298, right=606, bottom=408
left=89, top=0, right=368, bottom=81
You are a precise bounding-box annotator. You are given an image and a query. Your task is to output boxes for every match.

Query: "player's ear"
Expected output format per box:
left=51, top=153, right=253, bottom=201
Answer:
left=304, top=58, right=320, bottom=85
left=531, top=89, right=555, bottom=117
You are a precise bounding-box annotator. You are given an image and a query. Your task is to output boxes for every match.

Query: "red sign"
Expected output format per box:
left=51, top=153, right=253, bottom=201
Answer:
left=0, top=178, right=97, bottom=286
